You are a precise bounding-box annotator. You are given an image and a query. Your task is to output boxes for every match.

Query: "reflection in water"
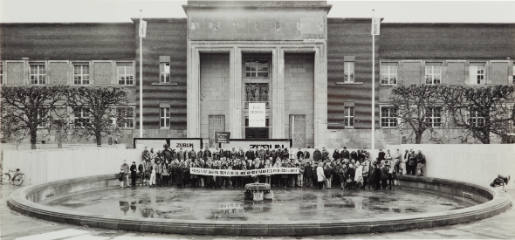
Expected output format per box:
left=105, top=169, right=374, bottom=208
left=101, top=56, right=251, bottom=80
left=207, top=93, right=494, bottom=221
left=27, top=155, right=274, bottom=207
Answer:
left=119, top=201, right=129, bottom=215
left=48, top=187, right=475, bottom=222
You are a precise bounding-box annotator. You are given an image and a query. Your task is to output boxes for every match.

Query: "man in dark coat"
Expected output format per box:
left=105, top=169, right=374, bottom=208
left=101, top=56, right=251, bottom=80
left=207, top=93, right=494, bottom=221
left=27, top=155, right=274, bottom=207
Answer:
left=303, top=161, right=313, bottom=187
left=350, top=150, right=358, bottom=161
left=341, top=147, right=350, bottom=160
left=313, top=148, right=322, bottom=162
left=130, top=161, right=138, bottom=187
left=377, top=149, right=386, bottom=162
left=162, top=144, right=173, bottom=162
left=332, top=149, right=340, bottom=161
left=245, top=148, right=255, bottom=160
left=202, top=147, right=211, bottom=161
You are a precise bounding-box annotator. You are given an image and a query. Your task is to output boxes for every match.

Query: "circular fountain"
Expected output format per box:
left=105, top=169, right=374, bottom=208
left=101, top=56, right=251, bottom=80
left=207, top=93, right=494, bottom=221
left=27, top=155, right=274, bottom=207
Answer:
left=7, top=174, right=512, bottom=236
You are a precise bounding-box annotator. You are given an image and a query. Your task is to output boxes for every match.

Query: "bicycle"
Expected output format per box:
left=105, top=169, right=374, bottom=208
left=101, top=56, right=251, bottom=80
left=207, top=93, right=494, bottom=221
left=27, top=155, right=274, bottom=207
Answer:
left=2, top=169, right=25, bottom=186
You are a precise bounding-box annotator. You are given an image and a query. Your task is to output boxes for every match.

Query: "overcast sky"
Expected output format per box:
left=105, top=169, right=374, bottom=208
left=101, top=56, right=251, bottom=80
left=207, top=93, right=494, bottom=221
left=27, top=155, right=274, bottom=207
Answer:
left=1, top=0, right=515, bottom=23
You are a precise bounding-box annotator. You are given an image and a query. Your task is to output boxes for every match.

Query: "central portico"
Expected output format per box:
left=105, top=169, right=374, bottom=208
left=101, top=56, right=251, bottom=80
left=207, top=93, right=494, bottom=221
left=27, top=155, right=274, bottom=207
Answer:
left=184, top=0, right=331, bottom=147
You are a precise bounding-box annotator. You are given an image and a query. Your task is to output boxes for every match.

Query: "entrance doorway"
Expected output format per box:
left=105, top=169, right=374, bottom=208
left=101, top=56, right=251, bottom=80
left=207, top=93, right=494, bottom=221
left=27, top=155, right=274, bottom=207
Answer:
left=245, top=118, right=269, bottom=139
left=208, top=115, right=225, bottom=147
left=289, top=114, right=306, bottom=148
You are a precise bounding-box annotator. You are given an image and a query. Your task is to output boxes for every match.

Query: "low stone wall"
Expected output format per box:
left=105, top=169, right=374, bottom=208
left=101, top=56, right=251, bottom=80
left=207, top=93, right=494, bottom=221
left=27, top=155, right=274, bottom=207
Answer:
left=7, top=174, right=512, bottom=236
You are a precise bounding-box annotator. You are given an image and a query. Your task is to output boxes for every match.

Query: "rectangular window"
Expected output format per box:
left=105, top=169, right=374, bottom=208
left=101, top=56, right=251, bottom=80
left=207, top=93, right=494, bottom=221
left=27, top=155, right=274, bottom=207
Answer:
left=159, top=62, right=170, bottom=83
left=160, top=107, right=171, bottom=128
left=512, top=65, right=515, bottom=84
left=37, top=107, right=49, bottom=128
left=469, top=110, right=485, bottom=127
left=73, top=62, right=90, bottom=85
left=344, top=62, right=355, bottom=83
left=380, top=106, right=398, bottom=128
left=343, top=106, right=354, bottom=127
left=73, top=107, right=90, bottom=128
left=425, top=107, right=442, bottom=128
left=469, top=63, right=486, bottom=85
left=117, top=62, right=134, bottom=85
left=425, top=63, right=442, bottom=85
left=245, top=83, right=269, bottom=108
left=29, top=62, right=46, bottom=85
left=380, top=63, right=397, bottom=85
left=245, top=61, right=269, bottom=78
left=116, top=107, right=135, bottom=129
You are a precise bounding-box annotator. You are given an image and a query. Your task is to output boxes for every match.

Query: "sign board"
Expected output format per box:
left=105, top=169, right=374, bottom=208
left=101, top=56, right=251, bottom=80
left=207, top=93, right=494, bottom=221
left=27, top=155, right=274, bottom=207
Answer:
left=371, top=17, right=380, bottom=35
left=215, top=132, right=230, bottom=143
left=134, top=138, right=203, bottom=150
left=248, top=102, right=266, bottom=127
left=190, top=167, right=299, bottom=177
left=169, top=139, right=202, bottom=150
left=220, top=139, right=291, bottom=150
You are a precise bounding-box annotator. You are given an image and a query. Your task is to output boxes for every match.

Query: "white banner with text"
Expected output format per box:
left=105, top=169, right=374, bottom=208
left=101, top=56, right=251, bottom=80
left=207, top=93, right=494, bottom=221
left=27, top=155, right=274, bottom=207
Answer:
left=190, top=167, right=299, bottom=177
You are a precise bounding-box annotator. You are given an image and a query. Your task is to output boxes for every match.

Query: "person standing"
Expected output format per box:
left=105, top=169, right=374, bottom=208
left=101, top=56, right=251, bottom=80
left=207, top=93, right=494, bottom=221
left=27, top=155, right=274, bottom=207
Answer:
left=377, top=149, right=386, bottom=162
left=416, top=150, right=426, bottom=176
left=316, top=162, right=326, bottom=190
left=297, top=160, right=304, bottom=188
left=332, top=149, right=340, bottom=161
left=407, top=149, right=417, bottom=175
left=313, top=148, right=322, bottom=162
left=304, top=161, right=313, bottom=188
left=324, top=162, right=332, bottom=189
left=130, top=161, right=137, bottom=187
left=119, top=160, right=129, bottom=188
left=341, top=147, right=350, bottom=160
left=149, top=161, right=156, bottom=187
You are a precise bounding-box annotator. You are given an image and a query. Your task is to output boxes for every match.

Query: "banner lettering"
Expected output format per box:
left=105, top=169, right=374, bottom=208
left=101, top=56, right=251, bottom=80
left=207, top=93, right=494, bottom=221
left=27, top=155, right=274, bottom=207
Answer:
left=190, top=167, right=299, bottom=176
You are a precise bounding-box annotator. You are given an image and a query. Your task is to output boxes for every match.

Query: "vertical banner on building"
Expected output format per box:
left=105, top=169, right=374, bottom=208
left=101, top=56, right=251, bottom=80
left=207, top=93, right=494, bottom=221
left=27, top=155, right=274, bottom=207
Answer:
left=139, top=19, right=147, bottom=38
left=248, top=102, right=266, bottom=127
left=371, top=17, right=380, bottom=36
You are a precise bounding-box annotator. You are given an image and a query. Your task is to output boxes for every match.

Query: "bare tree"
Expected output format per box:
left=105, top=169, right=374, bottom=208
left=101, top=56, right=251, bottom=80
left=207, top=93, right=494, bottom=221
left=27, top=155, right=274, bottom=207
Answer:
left=442, top=85, right=514, bottom=144
left=1, top=86, right=65, bottom=149
left=390, top=84, right=443, bottom=144
left=64, top=87, right=128, bottom=146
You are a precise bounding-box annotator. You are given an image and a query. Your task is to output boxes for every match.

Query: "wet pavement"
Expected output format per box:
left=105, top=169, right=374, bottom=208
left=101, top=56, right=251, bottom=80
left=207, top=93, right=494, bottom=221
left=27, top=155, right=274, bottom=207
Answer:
left=1, top=184, right=515, bottom=239
left=45, top=187, right=474, bottom=222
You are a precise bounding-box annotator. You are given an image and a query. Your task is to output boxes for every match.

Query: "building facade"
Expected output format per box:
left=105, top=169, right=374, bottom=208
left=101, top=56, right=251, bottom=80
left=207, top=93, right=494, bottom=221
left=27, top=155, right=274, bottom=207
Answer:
left=1, top=0, right=514, bottom=148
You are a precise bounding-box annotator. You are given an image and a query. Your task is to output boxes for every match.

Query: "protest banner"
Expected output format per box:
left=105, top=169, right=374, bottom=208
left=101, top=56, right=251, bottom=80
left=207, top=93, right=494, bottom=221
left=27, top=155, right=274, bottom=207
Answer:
left=190, top=167, right=299, bottom=177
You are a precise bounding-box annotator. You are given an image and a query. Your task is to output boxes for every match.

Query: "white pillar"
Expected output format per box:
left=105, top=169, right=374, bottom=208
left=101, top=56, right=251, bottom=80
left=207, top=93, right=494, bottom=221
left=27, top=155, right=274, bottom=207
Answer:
left=229, top=47, right=243, bottom=138
left=272, top=48, right=285, bottom=139
left=187, top=46, right=200, bottom=137
left=313, top=44, right=328, bottom=148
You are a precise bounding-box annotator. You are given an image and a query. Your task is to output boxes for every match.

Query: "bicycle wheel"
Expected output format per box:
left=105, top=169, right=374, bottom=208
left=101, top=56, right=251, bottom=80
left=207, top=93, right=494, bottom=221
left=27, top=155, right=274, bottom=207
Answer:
left=12, top=174, right=24, bottom=186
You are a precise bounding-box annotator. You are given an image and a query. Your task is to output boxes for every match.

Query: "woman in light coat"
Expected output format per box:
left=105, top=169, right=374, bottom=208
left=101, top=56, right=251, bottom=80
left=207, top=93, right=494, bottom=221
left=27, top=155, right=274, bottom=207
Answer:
left=316, top=162, right=326, bottom=190
left=149, top=163, right=156, bottom=187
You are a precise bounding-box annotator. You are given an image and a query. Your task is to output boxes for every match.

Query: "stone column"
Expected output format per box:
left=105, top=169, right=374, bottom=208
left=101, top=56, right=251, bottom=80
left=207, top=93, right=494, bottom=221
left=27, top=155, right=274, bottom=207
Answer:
left=313, top=44, right=328, bottom=147
left=187, top=46, right=200, bottom=137
left=228, top=47, right=243, bottom=138
left=272, top=48, right=286, bottom=139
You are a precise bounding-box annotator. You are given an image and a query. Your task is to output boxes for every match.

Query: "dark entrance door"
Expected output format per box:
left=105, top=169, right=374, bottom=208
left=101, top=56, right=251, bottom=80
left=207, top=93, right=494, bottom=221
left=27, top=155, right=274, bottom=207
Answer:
left=245, top=118, right=269, bottom=139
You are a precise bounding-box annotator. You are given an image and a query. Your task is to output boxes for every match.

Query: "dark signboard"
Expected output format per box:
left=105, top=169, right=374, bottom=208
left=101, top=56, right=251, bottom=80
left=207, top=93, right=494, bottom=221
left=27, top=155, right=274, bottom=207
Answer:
left=215, top=132, right=230, bottom=143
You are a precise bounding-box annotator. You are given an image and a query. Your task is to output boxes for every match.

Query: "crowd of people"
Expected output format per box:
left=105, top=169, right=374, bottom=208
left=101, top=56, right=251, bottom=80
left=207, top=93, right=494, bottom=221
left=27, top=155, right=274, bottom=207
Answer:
left=118, top=145, right=427, bottom=191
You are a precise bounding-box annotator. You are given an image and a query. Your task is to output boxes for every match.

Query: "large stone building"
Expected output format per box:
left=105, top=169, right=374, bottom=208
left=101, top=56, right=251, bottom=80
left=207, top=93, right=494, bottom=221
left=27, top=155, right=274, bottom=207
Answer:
left=1, top=0, right=514, bottom=148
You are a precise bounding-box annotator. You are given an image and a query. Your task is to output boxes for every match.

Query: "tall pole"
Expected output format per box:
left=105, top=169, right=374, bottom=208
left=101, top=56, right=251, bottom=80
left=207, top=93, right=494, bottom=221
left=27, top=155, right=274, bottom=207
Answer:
left=139, top=10, right=144, bottom=138
left=371, top=9, right=376, bottom=151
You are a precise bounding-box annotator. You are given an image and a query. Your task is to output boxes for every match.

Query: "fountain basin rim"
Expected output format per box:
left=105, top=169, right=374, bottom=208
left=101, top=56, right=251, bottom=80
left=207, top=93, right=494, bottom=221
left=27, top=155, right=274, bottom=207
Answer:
left=7, top=174, right=512, bottom=236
